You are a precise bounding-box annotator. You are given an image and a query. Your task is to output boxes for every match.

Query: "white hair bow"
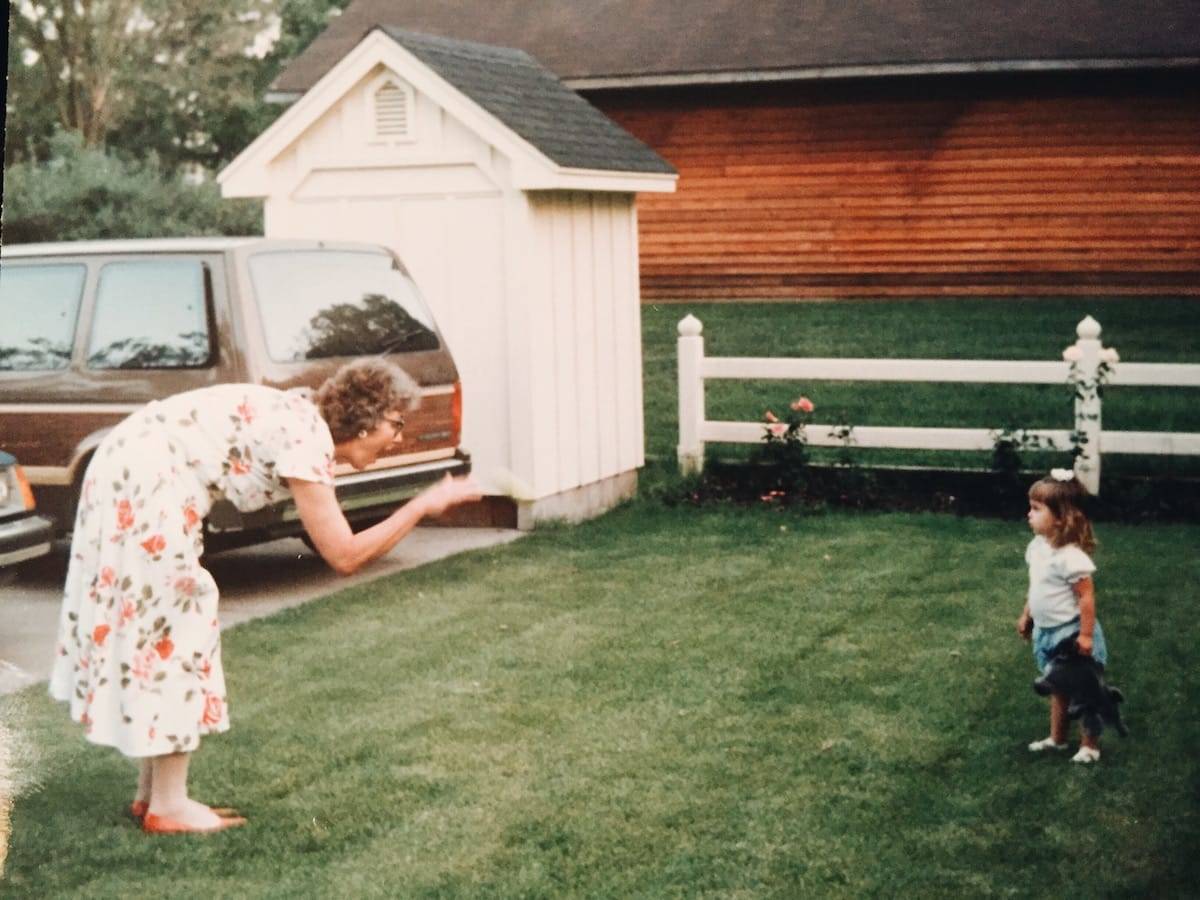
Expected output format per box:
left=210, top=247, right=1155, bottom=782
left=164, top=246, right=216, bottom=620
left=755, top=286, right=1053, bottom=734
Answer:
left=1050, top=468, right=1075, bottom=482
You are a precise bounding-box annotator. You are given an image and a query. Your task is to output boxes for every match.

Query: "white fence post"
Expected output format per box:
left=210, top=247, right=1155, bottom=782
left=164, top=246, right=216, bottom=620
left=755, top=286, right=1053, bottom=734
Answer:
left=677, top=314, right=706, bottom=474
left=1067, top=315, right=1103, bottom=495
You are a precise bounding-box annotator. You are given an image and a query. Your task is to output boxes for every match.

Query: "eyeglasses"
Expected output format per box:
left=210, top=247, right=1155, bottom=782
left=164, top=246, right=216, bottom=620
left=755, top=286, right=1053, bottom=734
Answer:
left=381, top=414, right=405, bottom=432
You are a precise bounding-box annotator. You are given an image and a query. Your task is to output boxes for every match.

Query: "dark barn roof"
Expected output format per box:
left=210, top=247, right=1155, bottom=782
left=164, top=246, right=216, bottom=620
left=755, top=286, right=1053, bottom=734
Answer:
left=376, top=27, right=674, bottom=174
left=275, top=0, right=1200, bottom=96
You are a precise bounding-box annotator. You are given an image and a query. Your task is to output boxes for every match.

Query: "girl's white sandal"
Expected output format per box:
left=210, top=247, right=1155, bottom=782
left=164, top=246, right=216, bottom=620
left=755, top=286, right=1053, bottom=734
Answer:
left=1028, top=737, right=1068, bottom=752
left=1071, top=746, right=1101, bottom=764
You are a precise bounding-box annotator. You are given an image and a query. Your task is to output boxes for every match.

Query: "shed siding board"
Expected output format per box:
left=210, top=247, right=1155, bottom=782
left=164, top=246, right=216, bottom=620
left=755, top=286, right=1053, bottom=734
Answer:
left=500, top=189, right=539, bottom=494
left=591, top=195, right=620, bottom=479
left=524, top=199, right=561, bottom=494
left=612, top=197, right=643, bottom=470
left=594, top=73, right=1200, bottom=298
left=501, top=190, right=566, bottom=501
left=571, top=194, right=602, bottom=485
left=545, top=195, right=583, bottom=490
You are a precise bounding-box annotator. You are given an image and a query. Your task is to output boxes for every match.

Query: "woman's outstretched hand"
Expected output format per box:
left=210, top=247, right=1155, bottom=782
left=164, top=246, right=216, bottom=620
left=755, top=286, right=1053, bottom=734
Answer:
left=419, top=473, right=483, bottom=518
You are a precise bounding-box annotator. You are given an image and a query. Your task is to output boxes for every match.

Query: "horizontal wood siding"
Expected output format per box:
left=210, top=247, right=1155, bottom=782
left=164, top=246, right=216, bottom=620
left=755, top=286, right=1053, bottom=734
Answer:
left=593, top=73, right=1200, bottom=298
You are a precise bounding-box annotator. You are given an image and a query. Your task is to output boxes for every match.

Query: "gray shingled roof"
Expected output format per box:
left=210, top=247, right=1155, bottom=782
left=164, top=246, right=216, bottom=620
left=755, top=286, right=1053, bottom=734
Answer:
left=275, top=0, right=1200, bottom=96
left=377, top=27, right=673, bottom=176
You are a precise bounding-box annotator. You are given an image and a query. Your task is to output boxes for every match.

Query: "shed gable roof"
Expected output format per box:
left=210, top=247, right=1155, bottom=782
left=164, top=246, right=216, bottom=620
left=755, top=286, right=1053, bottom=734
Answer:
left=220, top=28, right=675, bottom=197
left=274, top=0, right=1200, bottom=96
left=377, top=27, right=673, bottom=174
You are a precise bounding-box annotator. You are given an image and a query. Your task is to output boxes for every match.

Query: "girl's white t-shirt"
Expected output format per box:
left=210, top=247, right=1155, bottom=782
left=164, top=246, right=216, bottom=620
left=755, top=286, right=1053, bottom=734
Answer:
left=1025, top=535, right=1096, bottom=627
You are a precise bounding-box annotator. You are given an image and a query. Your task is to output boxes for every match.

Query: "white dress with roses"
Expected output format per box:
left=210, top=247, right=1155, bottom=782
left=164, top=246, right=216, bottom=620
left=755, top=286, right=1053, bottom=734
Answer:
left=49, top=384, right=335, bottom=757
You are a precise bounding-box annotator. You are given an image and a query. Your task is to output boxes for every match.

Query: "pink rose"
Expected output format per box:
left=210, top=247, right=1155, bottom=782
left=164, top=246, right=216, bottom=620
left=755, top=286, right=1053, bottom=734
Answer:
left=98, top=566, right=117, bottom=588
left=764, top=410, right=779, bottom=423
left=183, top=503, right=201, bottom=531
left=92, top=624, right=110, bottom=646
left=116, top=499, right=135, bottom=531
left=790, top=396, right=815, bottom=413
left=155, top=636, right=174, bottom=660
left=236, top=400, right=256, bottom=423
left=201, top=693, right=224, bottom=726
left=131, top=647, right=157, bottom=683
left=769, top=423, right=788, bottom=437
left=174, top=576, right=197, bottom=597
left=140, top=534, right=166, bottom=556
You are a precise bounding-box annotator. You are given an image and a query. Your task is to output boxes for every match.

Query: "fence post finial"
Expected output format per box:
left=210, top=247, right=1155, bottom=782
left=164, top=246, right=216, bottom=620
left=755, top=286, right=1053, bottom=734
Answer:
left=677, top=315, right=706, bottom=475
left=678, top=314, right=703, bottom=337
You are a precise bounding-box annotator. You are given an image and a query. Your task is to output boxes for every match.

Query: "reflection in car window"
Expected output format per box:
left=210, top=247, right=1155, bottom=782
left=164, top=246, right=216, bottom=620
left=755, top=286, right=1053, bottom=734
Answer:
left=248, top=250, right=440, bottom=361
left=0, top=263, right=86, bottom=370
left=87, top=260, right=211, bottom=369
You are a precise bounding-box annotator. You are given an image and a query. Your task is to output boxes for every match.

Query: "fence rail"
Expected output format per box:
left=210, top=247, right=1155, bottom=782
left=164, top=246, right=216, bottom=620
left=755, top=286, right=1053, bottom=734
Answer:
left=677, top=314, right=1200, bottom=494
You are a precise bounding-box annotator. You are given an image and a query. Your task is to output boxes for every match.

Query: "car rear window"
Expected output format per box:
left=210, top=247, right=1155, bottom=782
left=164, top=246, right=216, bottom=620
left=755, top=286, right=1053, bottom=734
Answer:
left=0, top=263, right=86, bottom=370
left=248, top=250, right=440, bottom=361
left=87, top=259, right=212, bottom=369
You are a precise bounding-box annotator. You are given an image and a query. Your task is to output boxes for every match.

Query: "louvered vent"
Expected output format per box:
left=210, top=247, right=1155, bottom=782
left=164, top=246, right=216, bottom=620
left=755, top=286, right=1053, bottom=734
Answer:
left=374, top=81, right=410, bottom=138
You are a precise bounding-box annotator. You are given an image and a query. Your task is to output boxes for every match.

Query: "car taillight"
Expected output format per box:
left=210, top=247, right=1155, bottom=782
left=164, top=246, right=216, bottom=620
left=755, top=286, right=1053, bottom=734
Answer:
left=452, top=380, right=462, bottom=446
left=17, top=466, right=37, bottom=511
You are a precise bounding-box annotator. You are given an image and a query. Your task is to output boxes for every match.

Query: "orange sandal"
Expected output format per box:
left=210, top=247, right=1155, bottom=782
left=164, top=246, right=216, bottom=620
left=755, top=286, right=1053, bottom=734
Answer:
left=131, top=801, right=239, bottom=821
left=142, top=811, right=247, bottom=834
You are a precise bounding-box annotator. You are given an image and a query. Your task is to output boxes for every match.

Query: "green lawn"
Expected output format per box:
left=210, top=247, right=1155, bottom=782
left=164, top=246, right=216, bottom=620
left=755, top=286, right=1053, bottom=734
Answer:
left=641, top=298, right=1200, bottom=475
left=4, top=503, right=1199, bottom=897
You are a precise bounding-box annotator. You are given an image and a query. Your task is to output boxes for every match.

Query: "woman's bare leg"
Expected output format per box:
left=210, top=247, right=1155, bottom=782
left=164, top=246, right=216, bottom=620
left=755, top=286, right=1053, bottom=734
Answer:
left=147, top=752, right=222, bottom=828
left=134, top=758, right=152, bottom=806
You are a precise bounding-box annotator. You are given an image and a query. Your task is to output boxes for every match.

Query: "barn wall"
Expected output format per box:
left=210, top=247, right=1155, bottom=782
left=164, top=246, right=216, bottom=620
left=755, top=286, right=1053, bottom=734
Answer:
left=593, top=71, right=1200, bottom=298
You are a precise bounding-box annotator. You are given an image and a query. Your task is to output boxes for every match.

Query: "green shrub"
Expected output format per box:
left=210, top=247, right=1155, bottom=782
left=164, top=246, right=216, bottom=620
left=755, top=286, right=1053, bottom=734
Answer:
left=2, top=130, right=262, bottom=243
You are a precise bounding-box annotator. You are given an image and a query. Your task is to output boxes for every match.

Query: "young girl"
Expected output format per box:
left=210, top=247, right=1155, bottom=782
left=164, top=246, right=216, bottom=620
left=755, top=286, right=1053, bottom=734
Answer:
left=1016, top=469, right=1109, bottom=763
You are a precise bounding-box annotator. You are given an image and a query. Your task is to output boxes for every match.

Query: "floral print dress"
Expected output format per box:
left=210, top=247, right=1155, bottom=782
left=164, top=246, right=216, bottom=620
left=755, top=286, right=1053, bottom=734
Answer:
left=49, top=384, right=335, bottom=758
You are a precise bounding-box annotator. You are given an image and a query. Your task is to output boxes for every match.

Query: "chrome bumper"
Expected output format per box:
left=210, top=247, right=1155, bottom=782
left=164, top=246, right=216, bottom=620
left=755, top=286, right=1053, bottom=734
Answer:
left=0, top=513, right=54, bottom=567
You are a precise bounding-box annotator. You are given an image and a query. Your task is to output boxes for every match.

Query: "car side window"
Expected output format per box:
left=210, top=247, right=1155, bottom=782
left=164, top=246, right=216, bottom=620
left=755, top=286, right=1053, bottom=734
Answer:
left=0, top=263, right=86, bottom=371
left=86, top=260, right=213, bottom=369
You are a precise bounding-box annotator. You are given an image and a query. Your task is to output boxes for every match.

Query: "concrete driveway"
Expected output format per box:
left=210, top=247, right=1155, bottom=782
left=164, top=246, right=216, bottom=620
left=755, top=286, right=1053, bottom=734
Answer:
left=0, top=526, right=524, bottom=695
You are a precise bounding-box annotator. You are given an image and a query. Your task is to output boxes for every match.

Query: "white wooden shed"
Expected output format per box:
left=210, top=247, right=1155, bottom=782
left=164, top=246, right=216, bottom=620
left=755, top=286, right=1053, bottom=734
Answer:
left=220, top=27, right=676, bottom=527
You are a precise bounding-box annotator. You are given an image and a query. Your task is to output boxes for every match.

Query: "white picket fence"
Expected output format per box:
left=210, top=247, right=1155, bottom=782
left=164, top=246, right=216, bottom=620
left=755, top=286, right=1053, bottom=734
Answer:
left=677, top=314, right=1200, bottom=494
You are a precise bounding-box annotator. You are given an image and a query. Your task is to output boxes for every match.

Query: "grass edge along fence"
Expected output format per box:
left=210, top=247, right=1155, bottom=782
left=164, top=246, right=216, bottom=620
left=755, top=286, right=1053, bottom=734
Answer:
left=676, top=314, right=1200, bottom=494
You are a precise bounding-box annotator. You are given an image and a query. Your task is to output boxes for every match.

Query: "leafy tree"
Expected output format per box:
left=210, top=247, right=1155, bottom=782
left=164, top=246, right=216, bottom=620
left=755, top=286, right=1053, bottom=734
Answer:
left=2, top=129, right=262, bottom=242
left=5, top=0, right=352, bottom=172
left=262, top=0, right=352, bottom=67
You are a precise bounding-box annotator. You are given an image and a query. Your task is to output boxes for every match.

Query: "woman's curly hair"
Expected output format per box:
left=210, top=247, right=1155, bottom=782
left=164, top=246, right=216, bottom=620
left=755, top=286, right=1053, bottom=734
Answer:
left=1028, top=475, right=1096, bottom=555
left=315, top=359, right=420, bottom=443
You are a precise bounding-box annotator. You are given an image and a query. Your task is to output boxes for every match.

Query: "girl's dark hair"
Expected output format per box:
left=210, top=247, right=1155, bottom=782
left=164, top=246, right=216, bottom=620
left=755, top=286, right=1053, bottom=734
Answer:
left=315, top=359, right=420, bottom=443
left=1028, top=475, right=1096, bottom=555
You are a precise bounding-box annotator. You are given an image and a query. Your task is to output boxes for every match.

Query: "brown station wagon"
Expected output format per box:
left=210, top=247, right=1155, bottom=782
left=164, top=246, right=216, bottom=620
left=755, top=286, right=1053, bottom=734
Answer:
left=0, top=237, right=469, bottom=550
